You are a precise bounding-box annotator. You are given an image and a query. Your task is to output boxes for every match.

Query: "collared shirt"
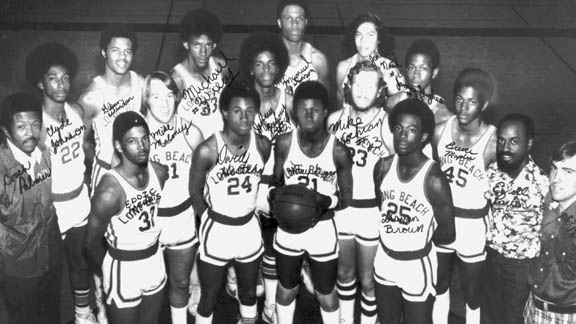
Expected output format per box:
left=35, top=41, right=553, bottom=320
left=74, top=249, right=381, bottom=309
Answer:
left=6, top=139, right=43, bottom=181
left=0, top=141, right=62, bottom=278
left=486, top=158, right=549, bottom=259
left=528, top=195, right=576, bottom=306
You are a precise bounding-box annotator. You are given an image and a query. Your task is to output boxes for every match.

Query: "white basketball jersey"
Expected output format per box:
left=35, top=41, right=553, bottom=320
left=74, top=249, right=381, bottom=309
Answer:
left=277, top=42, right=319, bottom=95
left=149, top=115, right=194, bottom=215
left=252, top=89, right=295, bottom=143
left=283, top=131, right=338, bottom=197
left=92, top=71, right=143, bottom=166
left=205, top=132, right=265, bottom=217
left=105, top=167, right=162, bottom=250
left=43, top=103, right=86, bottom=196
left=437, top=116, right=495, bottom=209
left=332, top=107, right=391, bottom=200
left=378, top=155, right=435, bottom=252
left=173, top=60, right=225, bottom=138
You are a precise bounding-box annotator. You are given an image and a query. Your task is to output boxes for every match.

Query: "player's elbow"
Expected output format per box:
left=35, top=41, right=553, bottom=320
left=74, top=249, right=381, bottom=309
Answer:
left=433, top=224, right=455, bottom=246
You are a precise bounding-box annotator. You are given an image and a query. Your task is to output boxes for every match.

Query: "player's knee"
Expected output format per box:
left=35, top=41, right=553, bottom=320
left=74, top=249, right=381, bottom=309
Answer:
left=316, top=289, right=338, bottom=312
left=169, top=275, right=190, bottom=291
left=337, top=264, right=355, bottom=283
left=238, top=287, right=257, bottom=306
left=358, top=272, right=375, bottom=294
left=278, top=271, right=300, bottom=290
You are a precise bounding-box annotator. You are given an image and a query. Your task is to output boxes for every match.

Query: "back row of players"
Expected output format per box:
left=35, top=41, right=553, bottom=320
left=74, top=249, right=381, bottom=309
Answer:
left=3, top=1, right=537, bottom=324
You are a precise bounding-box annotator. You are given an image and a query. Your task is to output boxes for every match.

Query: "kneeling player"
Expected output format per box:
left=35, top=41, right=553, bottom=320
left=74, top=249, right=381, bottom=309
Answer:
left=373, top=99, right=455, bottom=324
left=189, top=81, right=272, bottom=324
left=271, top=81, right=353, bottom=324
left=85, top=111, right=168, bottom=324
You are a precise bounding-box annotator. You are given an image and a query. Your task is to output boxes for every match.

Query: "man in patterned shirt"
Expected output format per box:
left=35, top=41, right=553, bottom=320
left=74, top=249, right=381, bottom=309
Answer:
left=483, top=114, right=548, bottom=324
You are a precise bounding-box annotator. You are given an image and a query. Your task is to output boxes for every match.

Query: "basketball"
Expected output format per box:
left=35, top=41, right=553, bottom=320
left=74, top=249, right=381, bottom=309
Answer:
left=272, top=184, right=320, bottom=234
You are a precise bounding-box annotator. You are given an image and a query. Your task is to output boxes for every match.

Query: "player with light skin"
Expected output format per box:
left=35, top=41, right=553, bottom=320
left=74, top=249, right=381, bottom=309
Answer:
left=373, top=98, right=455, bottom=324
left=142, top=71, right=204, bottom=324
left=84, top=111, right=168, bottom=324
left=239, top=31, right=294, bottom=323
left=336, top=13, right=404, bottom=110
left=271, top=81, right=353, bottom=324
left=432, top=68, right=497, bottom=324
left=276, top=0, right=329, bottom=95
left=387, top=39, right=452, bottom=124
left=25, top=42, right=98, bottom=324
left=327, top=60, right=393, bottom=324
left=172, top=8, right=234, bottom=139
left=189, top=81, right=272, bottom=324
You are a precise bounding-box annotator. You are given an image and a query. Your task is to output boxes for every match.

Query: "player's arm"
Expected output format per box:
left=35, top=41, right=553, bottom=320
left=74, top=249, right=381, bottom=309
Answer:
left=335, top=59, right=348, bottom=108
left=84, top=174, right=123, bottom=275
left=189, top=136, right=216, bottom=217
left=284, top=92, right=296, bottom=126
left=255, top=135, right=273, bottom=215
left=432, top=98, right=453, bottom=125
left=425, top=163, right=455, bottom=245
left=431, top=119, right=448, bottom=162
left=311, top=48, right=329, bottom=89
left=184, top=119, right=205, bottom=151
left=373, top=156, right=393, bottom=208
left=77, top=86, right=101, bottom=185
left=150, top=161, right=169, bottom=189
left=484, top=129, right=497, bottom=169
left=271, top=132, right=291, bottom=190
left=381, top=115, right=395, bottom=155
left=330, top=139, right=353, bottom=210
left=170, top=68, right=186, bottom=93
left=326, top=109, right=344, bottom=134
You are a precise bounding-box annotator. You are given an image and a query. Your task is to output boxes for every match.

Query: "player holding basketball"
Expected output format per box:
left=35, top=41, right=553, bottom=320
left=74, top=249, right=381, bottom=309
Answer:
left=239, top=31, right=294, bottom=323
left=276, top=0, right=329, bottom=95
left=85, top=111, right=168, bottom=324
left=432, top=68, right=497, bottom=324
left=373, top=98, right=455, bottom=324
left=327, top=60, right=393, bottom=324
left=387, top=39, right=452, bottom=124
left=172, top=8, right=234, bottom=139
left=271, top=81, right=353, bottom=324
left=189, top=81, right=271, bottom=324
left=142, top=71, right=204, bottom=324
left=26, top=43, right=97, bottom=324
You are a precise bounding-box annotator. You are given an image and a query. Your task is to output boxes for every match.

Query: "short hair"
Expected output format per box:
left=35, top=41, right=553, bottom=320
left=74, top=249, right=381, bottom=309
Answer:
left=550, top=141, right=576, bottom=167
left=239, top=32, right=289, bottom=84
left=112, top=111, right=149, bottom=150
left=100, top=24, right=138, bottom=52
left=178, top=9, right=223, bottom=43
left=344, top=60, right=386, bottom=107
left=405, top=39, right=440, bottom=71
left=498, top=113, right=535, bottom=140
left=141, top=71, right=180, bottom=116
left=388, top=98, right=435, bottom=145
left=25, top=42, right=79, bottom=86
left=276, top=0, right=309, bottom=18
left=454, top=68, right=493, bottom=106
left=293, top=81, right=330, bottom=112
left=0, top=93, right=42, bottom=144
left=341, top=13, right=396, bottom=60
left=218, top=80, right=261, bottom=113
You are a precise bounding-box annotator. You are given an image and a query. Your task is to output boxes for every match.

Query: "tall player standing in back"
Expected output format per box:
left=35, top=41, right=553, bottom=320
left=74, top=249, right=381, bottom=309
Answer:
left=85, top=111, right=168, bottom=324
left=432, top=68, right=497, bottom=324
left=327, top=60, right=393, bottom=324
left=26, top=43, right=98, bottom=324
left=143, top=71, right=204, bottom=324
left=172, top=8, right=235, bottom=139
left=79, top=24, right=144, bottom=191
left=276, top=0, right=329, bottom=95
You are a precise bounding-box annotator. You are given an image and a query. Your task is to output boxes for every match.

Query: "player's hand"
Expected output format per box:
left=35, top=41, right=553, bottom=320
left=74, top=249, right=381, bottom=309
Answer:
left=316, top=192, right=332, bottom=216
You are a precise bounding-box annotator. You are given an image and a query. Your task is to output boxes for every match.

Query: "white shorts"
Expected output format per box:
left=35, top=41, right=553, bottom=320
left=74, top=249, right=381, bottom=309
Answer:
left=54, top=184, right=90, bottom=234
left=274, top=218, right=339, bottom=262
left=198, top=210, right=263, bottom=267
left=335, top=205, right=379, bottom=246
left=157, top=204, right=197, bottom=250
left=436, top=215, right=488, bottom=263
left=102, top=245, right=166, bottom=309
left=374, top=244, right=437, bottom=302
